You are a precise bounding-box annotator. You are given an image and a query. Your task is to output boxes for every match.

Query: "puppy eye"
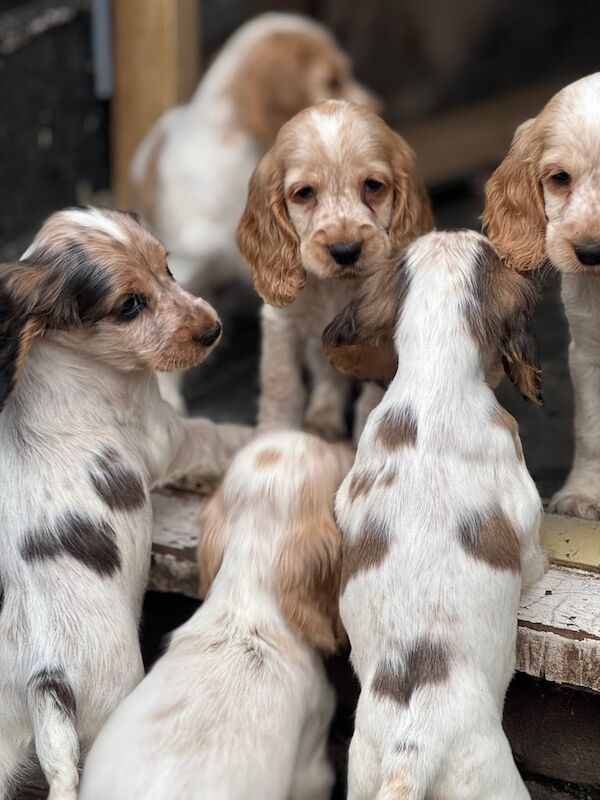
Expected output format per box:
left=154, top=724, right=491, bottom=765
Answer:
left=550, top=171, right=571, bottom=187
left=117, top=294, right=146, bottom=321
left=364, top=179, right=384, bottom=194
left=293, top=186, right=315, bottom=202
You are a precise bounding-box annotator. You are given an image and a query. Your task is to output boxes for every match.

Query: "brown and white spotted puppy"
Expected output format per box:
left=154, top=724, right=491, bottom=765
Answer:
left=0, top=208, right=252, bottom=800
left=323, top=230, right=546, bottom=800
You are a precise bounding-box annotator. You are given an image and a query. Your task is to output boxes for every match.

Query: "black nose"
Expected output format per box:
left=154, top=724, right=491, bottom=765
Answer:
left=574, top=242, right=600, bottom=266
left=195, top=321, right=222, bottom=347
left=329, top=241, right=362, bottom=266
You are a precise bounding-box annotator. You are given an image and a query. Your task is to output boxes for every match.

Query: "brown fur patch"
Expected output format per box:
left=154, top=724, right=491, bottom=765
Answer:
left=372, top=637, right=450, bottom=706
left=254, top=448, right=283, bottom=468
left=379, top=469, right=396, bottom=487
left=376, top=407, right=418, bottom=450
left=457, top=507, right=521, bottom=572
left=90, top=447, right=146, bottom=510
left=348, top=469, right=375, bottom=502
left=197, top=487, right=227, bottom=597
left=491, top=405, right=524, bottom=462
left=340, top=515, right=390, bottom=592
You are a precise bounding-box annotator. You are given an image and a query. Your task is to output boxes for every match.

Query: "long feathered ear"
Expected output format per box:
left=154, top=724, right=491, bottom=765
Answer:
left=387, top=131, right=434, bottom=247
left=237, top=149, right=305, bottom=307
left=197, top=487, right=227, bottom=598
left=323, top=253, right=409, bottom=384
left=277, top=510, right=344, bottom=653
left=482, top=118, right=547, bottom=271
left=470, top=241, right=542, bottom=405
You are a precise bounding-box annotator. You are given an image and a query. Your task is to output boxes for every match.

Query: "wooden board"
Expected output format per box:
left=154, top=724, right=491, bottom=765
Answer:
left=150, top=489, right=600, bottom=692
left=400, top=76, right=575, bottom=186
left=111, top=0, right=200, bottom=208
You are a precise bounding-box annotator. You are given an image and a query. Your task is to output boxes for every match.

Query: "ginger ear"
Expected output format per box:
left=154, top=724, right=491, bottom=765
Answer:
left=237, top=149, right=305, bottom=307
left=482, top=118, right=547, bottom=271
left=323, top=253, right=409, bottom=384
left=500, top=308, right=542, bottom=405
left=277, top=512, right=344, bottom=653
left=388, top=131, right=434, bottom=247
left=197, top=488, right=227, bottom=598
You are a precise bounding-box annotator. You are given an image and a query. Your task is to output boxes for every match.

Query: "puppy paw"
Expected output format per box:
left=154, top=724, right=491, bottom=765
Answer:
left=164, top=470, right=221, bottom=496
left=548, top=491, right=600, bottom=521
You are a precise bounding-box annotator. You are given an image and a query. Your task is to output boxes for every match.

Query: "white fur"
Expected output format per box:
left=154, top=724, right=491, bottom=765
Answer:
left=0, top=210, right=252, bottom=799
left=79, top=431, right=353, bottom=800
left=336, top=231, right=545, bottom=800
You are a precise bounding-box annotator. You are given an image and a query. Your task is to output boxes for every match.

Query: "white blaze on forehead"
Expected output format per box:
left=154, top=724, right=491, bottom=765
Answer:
left=310, top=107, right=346, bottom=154
left=59, top=208, right=130, bottom=243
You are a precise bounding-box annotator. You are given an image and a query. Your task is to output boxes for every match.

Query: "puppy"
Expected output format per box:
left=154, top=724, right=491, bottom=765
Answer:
left=132, top=12, right=378, bottom=412
left=237, top=99, right=433, bottom=443
left=79, top=431, right=354, bottom=800
left=483, top=72, right=600, bottom=520
left=324, top=230, right=546, bottom=800
left=0, top=208, right=251, bottom=799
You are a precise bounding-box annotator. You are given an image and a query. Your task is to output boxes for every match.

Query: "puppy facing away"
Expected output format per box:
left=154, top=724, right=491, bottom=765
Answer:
left=132, top=12, right=378, bottom=412
left=483, top=72, right=600, bottom=520
left=324, top=230, right=546, bottom=799
left=0, top=208, right=252, bottom=799
left=79, top=431, right=354, bottom=800
left=237, top=99, right=433, bottom=443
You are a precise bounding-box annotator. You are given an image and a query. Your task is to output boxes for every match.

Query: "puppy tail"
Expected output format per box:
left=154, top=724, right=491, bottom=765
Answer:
left=27, top=667, right=80, bottom=799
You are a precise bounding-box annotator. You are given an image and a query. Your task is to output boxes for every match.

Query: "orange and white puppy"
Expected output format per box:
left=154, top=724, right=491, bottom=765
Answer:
left=132, top=12, right=378, bottom=412
left=80, top=431, right=354, bottom=800
left=0, top=208, right=251, bottom=800
left=324, top=230, right=545, bottom=800
left=237, top=99, right=433, bottom=443
left=483, top=72, right=600, bottom=520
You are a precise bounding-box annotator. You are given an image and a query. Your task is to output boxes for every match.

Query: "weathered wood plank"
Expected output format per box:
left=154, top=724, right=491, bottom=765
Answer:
left=150, top=490, right=600, bottom=691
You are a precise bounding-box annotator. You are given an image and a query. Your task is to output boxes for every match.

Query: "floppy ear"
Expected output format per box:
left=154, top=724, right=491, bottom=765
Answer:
left=387, top=131, right=434, bottom=247
left=482, top=118, right=547, bottom=271
left=323, top=254, right=409, bottom=384
left=500, top=307, right=542, bottom=405
left=277, top=511, right=344, bottom=653
left=236, top=149, right=305, bottom=307
left=0, top=262, right=60, bottom=411
left=197, top=487, right=227, bottom=598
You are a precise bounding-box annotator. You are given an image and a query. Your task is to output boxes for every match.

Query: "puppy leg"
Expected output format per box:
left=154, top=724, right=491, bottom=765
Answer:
left=27, top=670, right=79, bottom=800
left=304, top=335, right=351, bottom=441
left=347, top=731, right=381, bottom=800
left=550, top=275, right=600, bottom=519
left=257, top=304, right=306, bottom=433
left=353, top=383, right=384, bottom=443
left=290, top=679, right=335, bottom=800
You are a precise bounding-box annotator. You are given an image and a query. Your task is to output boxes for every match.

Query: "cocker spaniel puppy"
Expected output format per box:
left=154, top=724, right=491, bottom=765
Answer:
left=237, top=99, right=433, bottom=443
left=132, top=12, right=378, bottom=412
left=80, top=431, right=354, bottom=800
left=324, top=230, right=545, bottom=800
left=483, top=71, right=600, bottom=520
left=0, top=208, right=251, bottom=799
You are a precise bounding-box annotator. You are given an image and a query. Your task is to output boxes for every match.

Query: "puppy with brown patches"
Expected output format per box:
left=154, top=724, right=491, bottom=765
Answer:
left=237, top=99, right=433, bottom=443
left=483, top=72, right=600, bottom=521
left=324, top=230, right=546, bottom=800
left=132, top=12, right=378, bottom=413
left=0, top=208, right=252, bottom=800
left=79, top=431, right=354, bottom=800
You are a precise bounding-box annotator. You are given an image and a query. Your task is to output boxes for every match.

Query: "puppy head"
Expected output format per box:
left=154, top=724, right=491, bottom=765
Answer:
left=324, top=231, right=542, bottom=403
left=1, top=208, right=221, bottom=409
left=237, top=100, right=433, bottom=307
left=233, top=20, right=380, bottom=150
left=483, top=72, right=600, bottom=274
